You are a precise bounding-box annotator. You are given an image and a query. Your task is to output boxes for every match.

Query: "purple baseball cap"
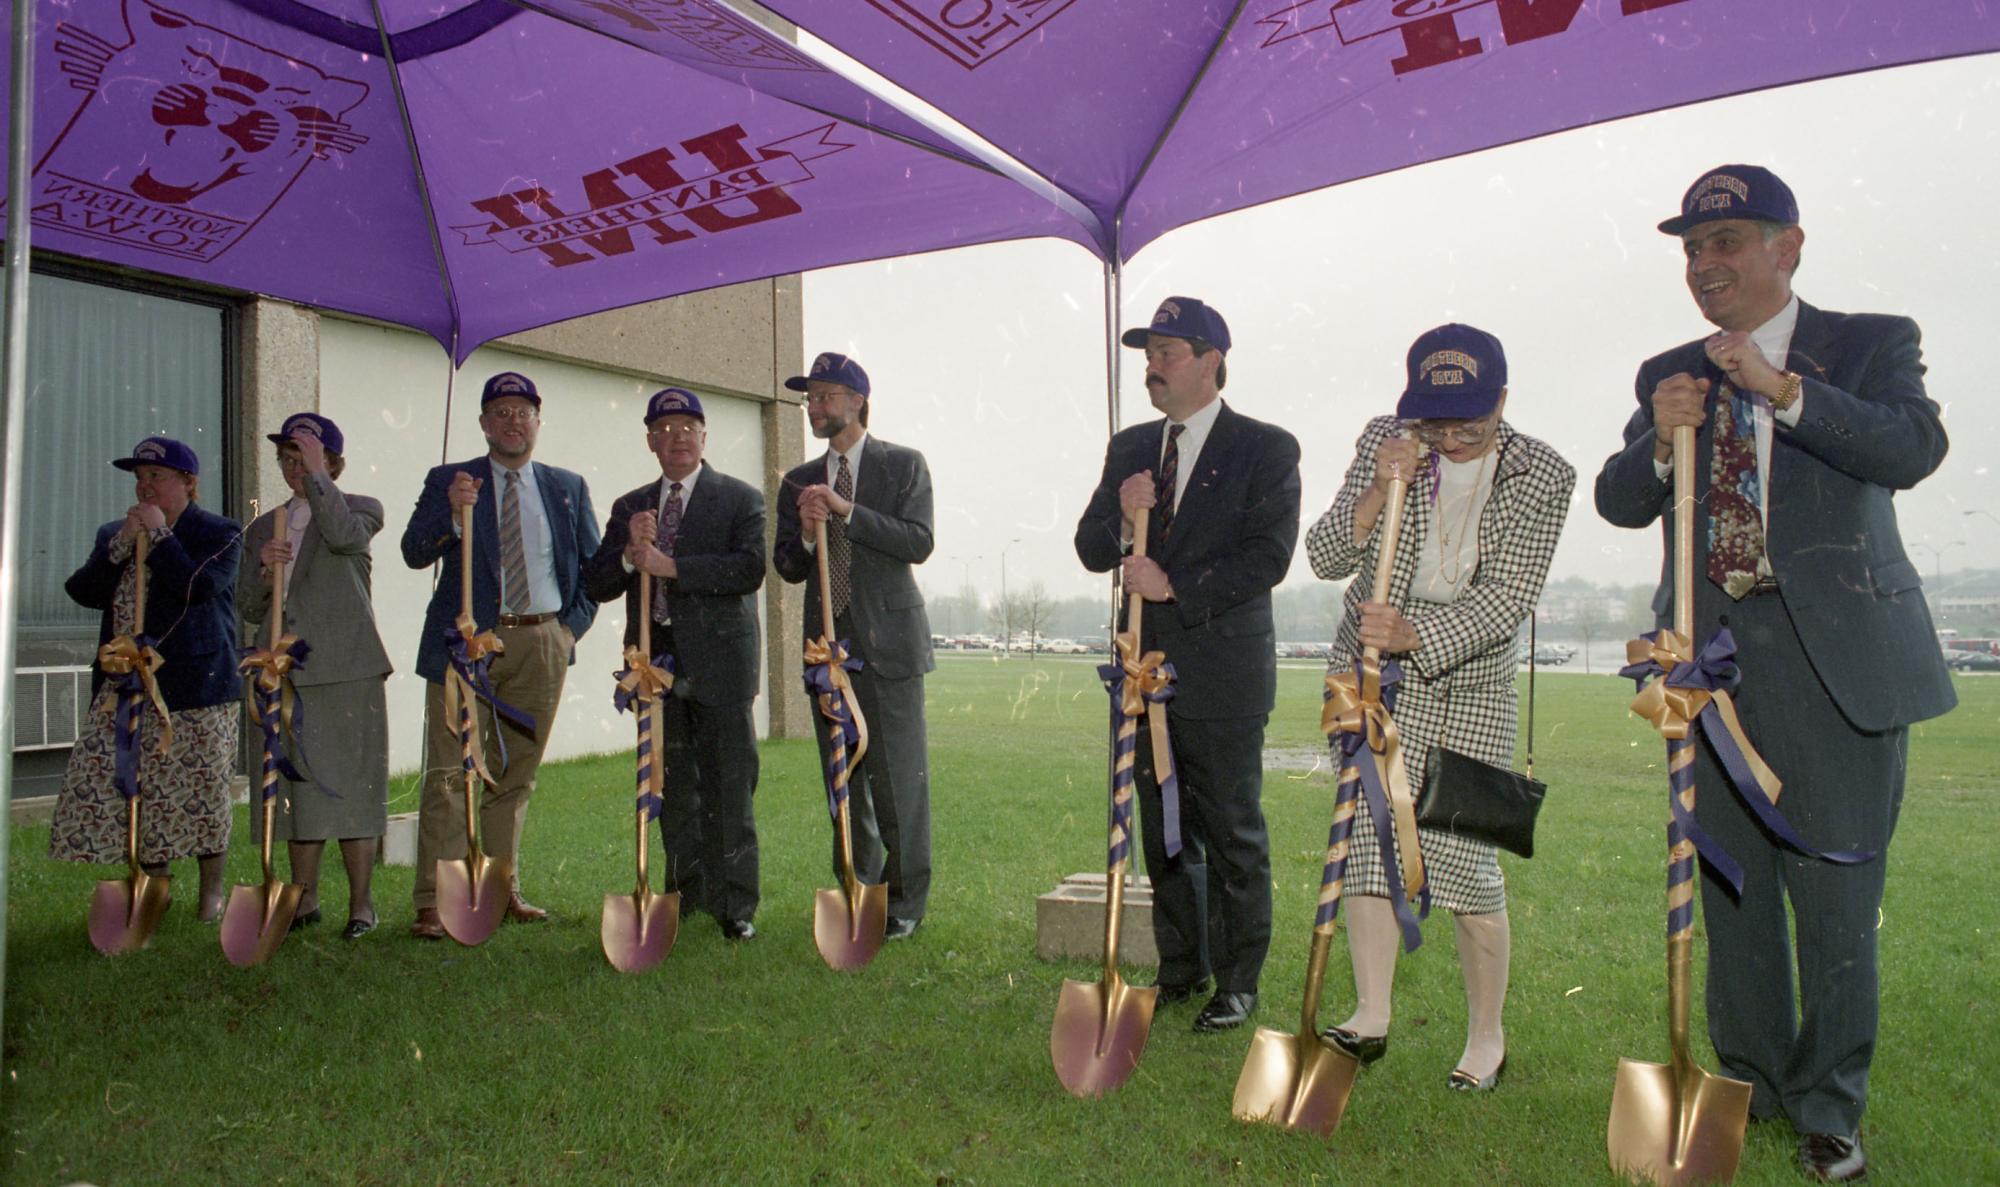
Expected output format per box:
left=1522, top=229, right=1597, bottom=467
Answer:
left=1396, top=324, right=1508, bottom=420
left=481, top=371, right=541, bottom=407
left=1658, top=164, right=1800, bottom=236
left=112, top=436, right=199, bottom=475
left=644, top=387, right=705, bottom=423
left=266, top=412, right=345, bottom=455
left=1121, top=296, right=1231, bottom=353
left=785, top=352, right=870, bottom=396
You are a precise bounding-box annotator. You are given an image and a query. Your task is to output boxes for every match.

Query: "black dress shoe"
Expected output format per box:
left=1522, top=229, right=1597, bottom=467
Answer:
left=289, top=908, right=322, bottom=933
left=1321, top=1026, right=1389, bottom=1065
left=1151, top=977, right=1212, bottom=1007
left=884, top=917, right=921, bottom=941
left=1799, top=1133, right=1866, bottom=1182
left=1193, top=991, right=1258, bottom=1033
left=1446, top=1053, right=1506, bottom=1093
left=340, top=916, right=377, bottom=941
left=720, top=919, right=756, bottom=941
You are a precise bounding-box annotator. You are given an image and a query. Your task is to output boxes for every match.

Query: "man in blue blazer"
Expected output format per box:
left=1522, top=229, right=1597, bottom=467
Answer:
left=401, top=372, right=600, bottom=938
left=1595, top=166, right=1955, bottom=1182
left=1075, top=297, right=1303, bottom=1034
left=586, top=388, right=767, bottom=939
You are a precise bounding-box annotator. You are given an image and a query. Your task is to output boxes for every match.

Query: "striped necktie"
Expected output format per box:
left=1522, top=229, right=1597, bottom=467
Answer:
left=500, top=468, right=531, bottom=613
left=1156, top=423, right=1185, bottom=538
left=828, top=454, right=853, bottom=618
left=651, top=481, right=684, bottom=624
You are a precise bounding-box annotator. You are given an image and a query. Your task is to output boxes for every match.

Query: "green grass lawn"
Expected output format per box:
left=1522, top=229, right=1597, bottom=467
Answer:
left=5, top=658, right=1995, bottom=1185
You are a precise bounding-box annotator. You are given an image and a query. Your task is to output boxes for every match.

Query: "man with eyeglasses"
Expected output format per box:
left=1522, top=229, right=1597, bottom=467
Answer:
left=585, top=388, right=767, bottom=939
left=1075, top=296, right=1303, bottom=1034
left=774, top=353, right=937, bottom=941
left=1595, top=166, right=1954, bottom=1181
left=401, top=371, right=601, bottom=939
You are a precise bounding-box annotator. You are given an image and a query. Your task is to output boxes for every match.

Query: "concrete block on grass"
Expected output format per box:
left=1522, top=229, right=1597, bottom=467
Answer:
left=1036, top=872, right=1157, bottom=966
left=382, top=811, right=419, bottom=867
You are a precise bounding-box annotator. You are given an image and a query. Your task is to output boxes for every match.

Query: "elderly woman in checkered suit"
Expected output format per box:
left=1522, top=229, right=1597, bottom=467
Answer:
left=1304, top=324, right=1574, bottom=1092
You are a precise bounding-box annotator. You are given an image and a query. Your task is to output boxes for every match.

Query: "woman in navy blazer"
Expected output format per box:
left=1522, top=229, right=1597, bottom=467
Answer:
left=50, top=437, right=244, bottom=921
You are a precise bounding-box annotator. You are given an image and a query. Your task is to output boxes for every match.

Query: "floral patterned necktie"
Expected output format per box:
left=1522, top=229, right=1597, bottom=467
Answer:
left=1707, top=382, right=1769, bottom=599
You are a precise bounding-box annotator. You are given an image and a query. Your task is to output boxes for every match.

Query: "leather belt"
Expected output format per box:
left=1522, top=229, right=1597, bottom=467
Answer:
left=1741, top=578, right=1782, bottom=598
left=496, top=612, right=558, bottom=627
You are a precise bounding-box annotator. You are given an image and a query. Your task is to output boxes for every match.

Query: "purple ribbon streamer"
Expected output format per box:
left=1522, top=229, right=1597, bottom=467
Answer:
left=804, top=640, right=864, bottom=820
left=1097, top=657, right=1182, bottom=858
left=105, top=637, right=157, bottom=802
left=613, top=652, right=674, bottom=821
left=1328, top=657, right=1428, bottom=951
left=1316, top=764, right=1361, bottom=930
left=1621, top=628, right=1875, bottom=901
left=238, top=638, right=323, bottom=794
left=444, top=623, right=537, bottom=775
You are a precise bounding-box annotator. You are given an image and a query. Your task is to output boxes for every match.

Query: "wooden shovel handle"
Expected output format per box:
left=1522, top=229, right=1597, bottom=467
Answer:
left=813, top=518, right=835, bottom=640
left=638, top=569, right=651, bottom=658
left=1123, top=506, right=1149, bottom=639
left=132, top=531, right=150, bottom=636
left=1672, top=425, right=1695, bottom=640
left=458, top=503, right=475, bottom=622
left=1360, top=476, right=1410, bottom=663
left=269, top=505, right=288, bottom=646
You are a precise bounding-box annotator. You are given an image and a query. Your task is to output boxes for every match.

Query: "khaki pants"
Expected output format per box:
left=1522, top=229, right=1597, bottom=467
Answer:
left=413, top=619, right=570, bottom=909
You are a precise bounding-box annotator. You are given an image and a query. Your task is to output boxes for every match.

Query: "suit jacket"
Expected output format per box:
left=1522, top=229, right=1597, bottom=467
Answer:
left=1308, top=418, right=1575, bottom=690
left=1594, top=300, right=1955, bottom=732
left=585, top=462, right=766, bottom=706
left=238, top=472, right=394, bottom=687
left=68, top=501, right=244, bottom=710
left=773, top=435, right=935, bottom=681
left=400, top=456, right=600, bottom=683
left=1075, top=401, right=1302, bottom=720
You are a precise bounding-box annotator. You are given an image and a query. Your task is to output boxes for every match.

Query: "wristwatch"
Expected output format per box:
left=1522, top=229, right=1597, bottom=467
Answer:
left=1769, top=370, right=1803, bottom=412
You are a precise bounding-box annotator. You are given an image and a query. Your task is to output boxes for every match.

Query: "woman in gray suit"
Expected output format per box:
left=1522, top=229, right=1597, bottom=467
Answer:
left=238, top=414, right=394, bottom=939
left=1305, top=325, right=1573, bottom=1092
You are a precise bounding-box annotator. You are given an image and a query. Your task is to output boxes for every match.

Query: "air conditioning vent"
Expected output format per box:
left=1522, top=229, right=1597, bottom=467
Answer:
left=13, top=667, right=93, bottom=751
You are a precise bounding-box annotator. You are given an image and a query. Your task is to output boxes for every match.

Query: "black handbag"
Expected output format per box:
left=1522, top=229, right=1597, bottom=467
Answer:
left=1415, top=614, right=1548, bottom=858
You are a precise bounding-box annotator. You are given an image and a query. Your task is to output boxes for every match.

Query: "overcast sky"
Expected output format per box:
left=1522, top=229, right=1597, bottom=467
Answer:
left=798, top=53, right=2000, bottom=604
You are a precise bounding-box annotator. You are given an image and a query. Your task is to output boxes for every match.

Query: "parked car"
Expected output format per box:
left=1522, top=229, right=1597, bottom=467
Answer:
left=1946, top=649, right=2000, bottom=672
left=1044, top=638, right=1090, bottom=655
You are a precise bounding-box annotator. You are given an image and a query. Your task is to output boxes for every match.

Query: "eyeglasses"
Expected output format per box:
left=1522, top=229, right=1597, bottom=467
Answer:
left=647, top=423, right=702, bottom=439
left=1402, top=418, right=1495, bottom=447
left=802, top=390, right=851, bottom=407
left=484, top=406, right=539, bottom=423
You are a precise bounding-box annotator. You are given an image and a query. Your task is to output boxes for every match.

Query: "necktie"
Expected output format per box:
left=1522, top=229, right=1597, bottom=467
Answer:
left=500, top=468, right=531, bottom=613
left=828, top=454, right=853, bottom=619
left=1155, top=423, right=1185, bottom=538
left=651, top=481, right=684, bottom=624
left=1706, top=382, right=1769, bottom=599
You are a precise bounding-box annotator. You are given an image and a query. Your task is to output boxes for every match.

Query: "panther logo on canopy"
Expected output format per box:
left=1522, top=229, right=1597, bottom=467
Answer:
left=25, top=0, right=370, bottom=263
left=866, top=0, right=1078, bottom=69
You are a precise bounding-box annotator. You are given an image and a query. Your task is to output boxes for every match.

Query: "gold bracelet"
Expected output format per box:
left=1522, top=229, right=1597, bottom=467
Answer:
left=1770, top=370, right=1803, bottom=412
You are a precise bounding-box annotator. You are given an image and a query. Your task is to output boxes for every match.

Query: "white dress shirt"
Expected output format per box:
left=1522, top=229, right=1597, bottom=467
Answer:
left=492, top=459, right=562, bottom=615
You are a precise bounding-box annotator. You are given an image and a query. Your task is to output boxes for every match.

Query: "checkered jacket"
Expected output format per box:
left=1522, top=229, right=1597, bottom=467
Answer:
left=1308, top=417, right=1574, bottom=694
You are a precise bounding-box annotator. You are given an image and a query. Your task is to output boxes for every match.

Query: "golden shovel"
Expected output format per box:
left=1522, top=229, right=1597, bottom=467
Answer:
left=1233, top=474, right=1408, bottom=1134
left=1608, top=425, right=1752, bottom=1183
left=602, top=570, right=680, bottom=972
left=809, top=517, right=887, bottom=971
left=87, top=531, right=173, bottom=955
left=1051, top=505, right=1158, bottom=1097
left=437, top=503, right=512, bottom=946
left=221, top=506, right=306, bottom=966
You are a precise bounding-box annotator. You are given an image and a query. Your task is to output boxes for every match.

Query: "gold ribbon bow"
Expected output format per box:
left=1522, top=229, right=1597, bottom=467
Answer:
left=98, top=634, right=173, bottom=755
left=239, top=632, right=308, bottom=748
left=444, top=614, right=510, bottom=787
left=805, top=635, right=870, bottom=771
left=1626, top=631, right=1783, bottom=807
left=1322, top=657, right=1426, bottom=900
left=1113, top=631, right=1177, bottom=792
left=616, top=645, right=675, bottom=706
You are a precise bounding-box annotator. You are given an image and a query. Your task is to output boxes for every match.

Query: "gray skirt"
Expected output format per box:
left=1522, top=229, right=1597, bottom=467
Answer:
left=271, top=677, right=389, bottom=842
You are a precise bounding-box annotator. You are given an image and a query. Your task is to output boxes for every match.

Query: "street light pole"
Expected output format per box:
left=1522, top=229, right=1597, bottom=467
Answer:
left=1000, top=537, right=1021, bottom=657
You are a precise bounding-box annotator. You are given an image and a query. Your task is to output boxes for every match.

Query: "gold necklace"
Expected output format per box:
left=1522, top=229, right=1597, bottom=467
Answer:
left=1435, top=448, right=1493, bottom=585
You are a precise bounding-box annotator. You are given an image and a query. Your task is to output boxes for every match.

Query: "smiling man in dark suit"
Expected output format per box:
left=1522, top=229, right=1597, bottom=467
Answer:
left=1595, top=166, right=1956, bottom=1182
left=1075, top=297, right=1303, bottom=1033
left=586, top=387, right=767, bottom=940
left=402, top=371, right=600, bottom=939
left=774, top=353, right=936, bottom=941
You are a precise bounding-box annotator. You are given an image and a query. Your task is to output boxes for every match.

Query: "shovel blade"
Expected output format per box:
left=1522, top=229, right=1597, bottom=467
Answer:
left=601, top=888, right=681, bottom=973
left=88, top=872, right=171, bottom=955
left=218, top=881, right=305, bottom=968
left=1050, top=977, right=1157, bottom=1097
left=1232, top=1025, right=1360, bottom=1137
left=812, top=883, right=888, bottom=971
left=1608, top=1057, right=1752, bottom=1185
left=436, top=854, right=511, bottom=947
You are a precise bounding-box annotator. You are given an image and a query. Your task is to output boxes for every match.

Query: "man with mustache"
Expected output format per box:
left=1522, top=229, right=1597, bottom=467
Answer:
left=774, top=353, right=937, bottom=941
left=1074, top=297, right=1303, bottom=1033
left=402, top=371, right=601, bottom=939
left=1595, top=166, right=1955, bottom=1182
